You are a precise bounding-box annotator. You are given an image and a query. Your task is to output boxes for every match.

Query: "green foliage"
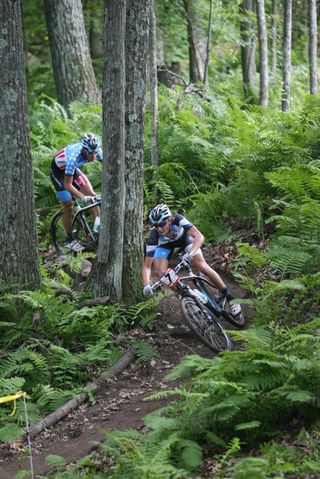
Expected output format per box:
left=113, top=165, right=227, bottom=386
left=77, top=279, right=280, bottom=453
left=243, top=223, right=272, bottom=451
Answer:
left=132, top=340, right=158, bottom=363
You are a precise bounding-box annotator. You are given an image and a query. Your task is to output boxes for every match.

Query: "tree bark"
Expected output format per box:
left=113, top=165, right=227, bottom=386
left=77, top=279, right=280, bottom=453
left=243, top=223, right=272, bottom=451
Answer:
left=240, top=0, right=257, bottom=100
left=122, top=0, right=150, bottom=304
left=92, top=0, right=126, bottom=301
left=44, top=0, right=100, bottom=110
left=256, top=0, right=269, bottom=106
left=270, top=0, right=277, bottom=80
left=203, top=0, right=213, bottom=87
left=150, top=0, right=159, bottom=167
left=282, top=0, right=292, bottom=112
left=308, top=0, right=318, bottom=95
left=0, top=0, right=41, bottom=289
left=183, top=0, right=207, bottom=84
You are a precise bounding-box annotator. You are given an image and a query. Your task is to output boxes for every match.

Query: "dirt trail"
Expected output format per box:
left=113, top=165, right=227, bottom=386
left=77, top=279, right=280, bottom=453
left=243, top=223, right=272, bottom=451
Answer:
left=0, top=276, right=249, bottom=479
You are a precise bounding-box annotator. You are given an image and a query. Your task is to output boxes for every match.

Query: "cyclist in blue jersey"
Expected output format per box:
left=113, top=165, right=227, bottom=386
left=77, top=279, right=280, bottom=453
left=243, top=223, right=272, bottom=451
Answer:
left=142, top=203, right=241, bottom=316
left=50, top=133, right=102, bottom=252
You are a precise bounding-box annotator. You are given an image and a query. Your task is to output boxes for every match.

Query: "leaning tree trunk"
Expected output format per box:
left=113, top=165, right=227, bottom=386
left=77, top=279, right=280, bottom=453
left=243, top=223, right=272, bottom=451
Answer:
left=92, top=0, right=126, bottom=301
left=122, top=0, right=150, bottom=305
left=240, top=0, right=257, bottom=100
left=44, top=0, right=99, bottom=110
left=282, top=0, right=292, bottom=112
left=256, top=0, right=269, bottom=106
left=308, top=0, right=318, bottom=95
left=150, top=0, right=159, bottom=167
left=0, top=0, right=41, bottom=289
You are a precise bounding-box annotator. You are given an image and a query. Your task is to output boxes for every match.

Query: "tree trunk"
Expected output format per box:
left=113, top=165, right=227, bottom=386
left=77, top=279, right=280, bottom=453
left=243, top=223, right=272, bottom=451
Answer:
left=92, top=0, right=126, bottom=301
left=282, top=0, right=292, bottom=112
left=308, top=0, right=318, bottom=95
left=203, top=0, right=213, bottom=87
left=256, top=0, right=269, bottom=106
left=0, top=0, right=41, bottom=289
left=122, top=0, right=149, bottom=304
left=44, top=0, right=100, bottom=110
left=240, top=0, right=257, bottom=100
left=183, top=0, right=207, bottom=84
left=150, top=0, right=159, bottom=167
left=89, top=10, right=104, bottom=59
left=271, top=0, right=277, bottom=80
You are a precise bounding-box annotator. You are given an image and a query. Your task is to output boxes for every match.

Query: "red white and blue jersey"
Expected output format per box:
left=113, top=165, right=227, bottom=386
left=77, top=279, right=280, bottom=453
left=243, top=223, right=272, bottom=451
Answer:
left=53, top=143, right=103, bottom=176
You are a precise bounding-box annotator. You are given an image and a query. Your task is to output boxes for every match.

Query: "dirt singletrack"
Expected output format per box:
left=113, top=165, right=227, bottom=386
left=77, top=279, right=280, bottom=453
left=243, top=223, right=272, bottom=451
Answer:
left=0, top=248, right=251, bottom=478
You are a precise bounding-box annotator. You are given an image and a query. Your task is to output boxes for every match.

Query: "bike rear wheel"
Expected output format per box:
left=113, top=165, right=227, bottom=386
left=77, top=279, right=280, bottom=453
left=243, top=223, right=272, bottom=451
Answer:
left=180, top=297, right=232, bottom=353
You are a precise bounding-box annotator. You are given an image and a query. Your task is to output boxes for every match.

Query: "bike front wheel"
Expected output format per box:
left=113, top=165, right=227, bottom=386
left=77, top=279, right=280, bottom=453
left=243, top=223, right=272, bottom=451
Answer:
left=180, top=297, right=232, bottom=353
left=50, top=210, right=88, bottom=254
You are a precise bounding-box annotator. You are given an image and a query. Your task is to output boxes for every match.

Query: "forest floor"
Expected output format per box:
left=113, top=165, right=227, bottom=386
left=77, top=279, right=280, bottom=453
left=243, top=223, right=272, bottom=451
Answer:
left=0, top=243, right=254, bottom=479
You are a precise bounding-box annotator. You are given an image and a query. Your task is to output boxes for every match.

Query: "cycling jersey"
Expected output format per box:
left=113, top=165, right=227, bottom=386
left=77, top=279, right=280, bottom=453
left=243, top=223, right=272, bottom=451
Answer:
left=145, top=214, right=193, bottom=258
left=52, top=143, right=103, bottom=177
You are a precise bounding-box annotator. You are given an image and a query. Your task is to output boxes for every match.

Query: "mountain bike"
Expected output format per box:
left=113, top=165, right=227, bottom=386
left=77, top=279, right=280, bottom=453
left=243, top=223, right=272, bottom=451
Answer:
left=50, top=197, right=101, bottom=255
left=151, top=261, right=245, bottom=353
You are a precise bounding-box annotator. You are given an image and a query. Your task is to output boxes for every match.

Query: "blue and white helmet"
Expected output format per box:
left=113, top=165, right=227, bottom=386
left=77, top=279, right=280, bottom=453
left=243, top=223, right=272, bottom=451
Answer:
left=82, top=133, right=99, bottom=153
left=149, top=203, right=171, bottom=226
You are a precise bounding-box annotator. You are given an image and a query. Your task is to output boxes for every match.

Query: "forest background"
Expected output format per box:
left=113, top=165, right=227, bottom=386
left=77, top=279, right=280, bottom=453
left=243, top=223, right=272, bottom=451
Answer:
left=0, top=0, right=320, bottom=478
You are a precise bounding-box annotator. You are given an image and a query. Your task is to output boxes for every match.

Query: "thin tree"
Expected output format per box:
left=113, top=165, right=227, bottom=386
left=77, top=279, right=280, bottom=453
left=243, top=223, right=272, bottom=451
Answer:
left=150, top=0, right=159, bottom=167
left=271, top=0, right=278, bottom=80
left=240, top=0, right=257, bottom=100
left=122, top=0, right=150, bottom=304
left=282, top=0, right=292, bottom=112
left=309, top=0, right=318, bottom=95
left=0, top=0, right=41, bottom=289
left=203, top=0, right=213, bottom=87
left=92, top=0, right=126, bottom=300
left=256, top=0, right=269, bottom=106
left=183, top=0, right=206, bottom=84
left=44, top=0, right=99, bottom=110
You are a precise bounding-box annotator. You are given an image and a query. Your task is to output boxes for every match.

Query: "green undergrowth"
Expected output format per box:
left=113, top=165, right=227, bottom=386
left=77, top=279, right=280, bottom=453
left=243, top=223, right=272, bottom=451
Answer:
left=0, top=270, right=161, bottom=442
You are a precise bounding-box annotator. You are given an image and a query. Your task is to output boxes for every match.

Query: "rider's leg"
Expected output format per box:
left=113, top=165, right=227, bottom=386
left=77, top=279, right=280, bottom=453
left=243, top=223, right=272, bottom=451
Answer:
left=190, top=250, right=241, bottom=315
left=153, top=246, right=173, bottom=278
left=62, top=198, right=74, bottom=238
left=191, top=252, right=226, bottom=290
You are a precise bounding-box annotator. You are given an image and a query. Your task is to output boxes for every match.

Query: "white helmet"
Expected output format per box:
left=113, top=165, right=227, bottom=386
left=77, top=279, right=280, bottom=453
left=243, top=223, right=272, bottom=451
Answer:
left=82, top=133, right=99, bottom=152
left=149, top=203, right=171, bottom=225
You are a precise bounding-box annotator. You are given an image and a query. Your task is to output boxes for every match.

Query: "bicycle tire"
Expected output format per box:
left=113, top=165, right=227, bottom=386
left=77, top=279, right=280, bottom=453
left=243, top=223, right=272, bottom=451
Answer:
left=180, top=296, right=232, bottom=353
left=50, top=210, right=88, bottom=254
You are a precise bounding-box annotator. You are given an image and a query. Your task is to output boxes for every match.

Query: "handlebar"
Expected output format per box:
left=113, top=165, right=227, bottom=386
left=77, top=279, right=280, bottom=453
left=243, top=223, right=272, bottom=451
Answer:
left=151, top=260, right=192, bottom=293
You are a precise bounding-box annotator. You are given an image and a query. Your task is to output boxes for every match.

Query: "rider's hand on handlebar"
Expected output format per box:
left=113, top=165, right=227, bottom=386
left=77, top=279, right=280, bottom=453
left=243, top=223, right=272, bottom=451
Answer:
left=182, top=252, right=193, bottom=264
left=81, top=195, right=95, bottom=204
left=143, top=284, right=154, bottom=296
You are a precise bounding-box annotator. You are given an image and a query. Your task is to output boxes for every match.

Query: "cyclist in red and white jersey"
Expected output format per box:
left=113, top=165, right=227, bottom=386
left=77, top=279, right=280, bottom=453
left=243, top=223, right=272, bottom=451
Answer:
left=50, top=133, right=102, bottom=252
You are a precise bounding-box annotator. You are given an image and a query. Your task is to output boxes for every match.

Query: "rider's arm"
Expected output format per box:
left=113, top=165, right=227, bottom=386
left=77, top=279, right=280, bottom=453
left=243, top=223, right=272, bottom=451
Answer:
left=64, top=175, right=86, bottom=200
left=142, top=256, right=153, bottom=286
left=187, top=225, right=205, bottom=254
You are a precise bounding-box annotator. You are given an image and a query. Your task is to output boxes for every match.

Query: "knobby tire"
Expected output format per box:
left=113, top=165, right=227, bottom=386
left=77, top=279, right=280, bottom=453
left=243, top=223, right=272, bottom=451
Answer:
left=180, top=296, right=232, bottom=353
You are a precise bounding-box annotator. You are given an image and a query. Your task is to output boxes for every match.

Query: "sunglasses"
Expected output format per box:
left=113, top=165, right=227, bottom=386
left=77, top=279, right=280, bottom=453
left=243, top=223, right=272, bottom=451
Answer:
left=155, top=221, right=167, bottom=228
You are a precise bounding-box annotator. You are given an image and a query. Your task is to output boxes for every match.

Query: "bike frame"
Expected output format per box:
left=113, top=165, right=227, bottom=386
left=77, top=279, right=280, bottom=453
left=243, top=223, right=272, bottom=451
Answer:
left=179, top=271, right=223, bottom=317
left=72, top=199, right=101, bottom=246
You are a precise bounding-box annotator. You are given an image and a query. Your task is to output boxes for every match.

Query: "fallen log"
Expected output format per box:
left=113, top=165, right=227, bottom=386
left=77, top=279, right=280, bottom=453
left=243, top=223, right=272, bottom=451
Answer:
left=75, top=296, right=110, bottom=309
left=27, top=349, right=135, bottom=439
